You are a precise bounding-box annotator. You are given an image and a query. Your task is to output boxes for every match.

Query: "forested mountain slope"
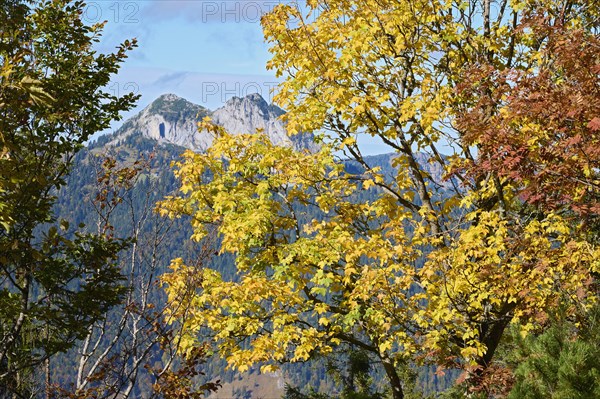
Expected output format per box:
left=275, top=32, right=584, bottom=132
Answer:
left=51, top=93, right=450, bottom=398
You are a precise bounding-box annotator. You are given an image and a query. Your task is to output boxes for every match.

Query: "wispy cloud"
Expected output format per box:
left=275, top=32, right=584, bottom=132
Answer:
left=151, top=71, right=190, bottom=88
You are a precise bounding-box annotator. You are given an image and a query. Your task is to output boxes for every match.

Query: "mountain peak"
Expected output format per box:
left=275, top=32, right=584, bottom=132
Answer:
left=155, top=93, right=182, bottom=101
left=225, top=92, right=268, bottom=105
left=210, top=92, right=315, bottom=149
left=108, top=92, right=317, bottom=153
left=146, top=93, right=205, bottom=118
left=245, top=92, right=267, bottom=102
left=223, top=93, right=273, bottom=116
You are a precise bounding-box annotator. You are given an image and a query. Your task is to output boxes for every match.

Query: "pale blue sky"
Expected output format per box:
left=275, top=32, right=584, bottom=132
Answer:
left=95, top=0, right=280, bottom=112
left=94, top=0, right=390, bottom=154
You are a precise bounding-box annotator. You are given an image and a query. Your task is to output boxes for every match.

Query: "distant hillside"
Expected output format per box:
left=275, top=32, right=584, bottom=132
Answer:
left=52, top=93, right=454, bottom=398
left=51, top=94, right=328, bottom=397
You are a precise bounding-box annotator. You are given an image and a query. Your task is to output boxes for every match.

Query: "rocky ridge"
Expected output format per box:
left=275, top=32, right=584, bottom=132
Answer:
left=107, top=93, right=317, bottom=153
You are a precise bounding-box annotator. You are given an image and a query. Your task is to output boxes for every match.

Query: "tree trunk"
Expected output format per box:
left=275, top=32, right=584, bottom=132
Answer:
left=381, top=356, right=404, bottom=399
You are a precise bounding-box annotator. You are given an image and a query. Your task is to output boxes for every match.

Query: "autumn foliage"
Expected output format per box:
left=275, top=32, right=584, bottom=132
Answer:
left=458, top=16, right=600, bottom=221
left=158, top=1, right=600, bottom=398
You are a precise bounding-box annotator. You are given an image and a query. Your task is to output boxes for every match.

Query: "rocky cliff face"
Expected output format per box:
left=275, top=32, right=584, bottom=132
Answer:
left=108, top=93, right=317, bottom=153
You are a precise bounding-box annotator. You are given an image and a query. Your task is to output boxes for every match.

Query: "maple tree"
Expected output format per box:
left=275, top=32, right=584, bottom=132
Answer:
left=159, top=0, right=600, bottom=397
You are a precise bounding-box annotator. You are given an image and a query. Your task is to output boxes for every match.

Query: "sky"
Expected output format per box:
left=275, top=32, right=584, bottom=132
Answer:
left=93, top=0, right=390, bottom=154
left=95, top=1, right=284, bottom=119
